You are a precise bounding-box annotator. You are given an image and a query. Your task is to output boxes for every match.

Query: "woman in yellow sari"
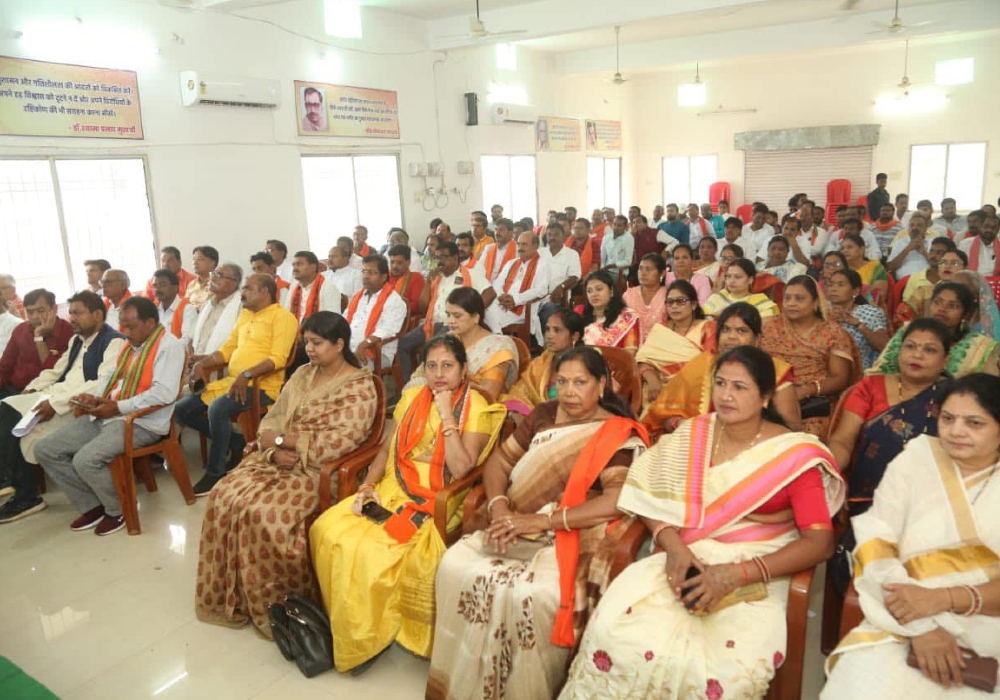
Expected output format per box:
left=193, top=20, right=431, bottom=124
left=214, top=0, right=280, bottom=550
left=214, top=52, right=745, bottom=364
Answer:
left=561, top=346, right=844, bottom=699
left=637, top=279, right=717, bottom=407
left=842, top=233, right=889, bottom=306
left=644, top=302, right=801, bottom=439
left=309, top=334, right=506, bottom=674
left=502, top=308, right=584, bottom=417
left=702, top=258, right=779, bottom=320
left=427, top=346, right=649, bottom=699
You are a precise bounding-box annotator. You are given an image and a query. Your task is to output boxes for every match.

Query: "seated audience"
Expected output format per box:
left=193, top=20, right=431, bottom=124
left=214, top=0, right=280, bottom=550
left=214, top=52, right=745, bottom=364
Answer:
left=144, top=246, right=195, bottom=299
left=344, top=255, right=407, bottom=369
left=427, top=347, right=649, bottom=698
left=407, top=287, right=517, bottom=403
left=760, top=275, right=856, bottom=437
left=599, top=215, right=634, bottom=276
left=664, top=243, right=712, bottom=305
left=386, top=229, right=423, bottom=271
left=577, top=270, right=640, bottom=353
left=958, top=212, right=1000, bottom=276
left=422, top=233, right=441, bottom=275
left=249, top=251, right=290, bottom=305
left=871, top=281, right=1000, bottom=378
left=759, top=234, right=808, bottom=282
left=886, top=213, right=933, bottom=281
left=34, top=297, right=185, bottom=536
left=788, top=201, right=829, bottom=267
left=703, top=258, right=779, bottom=319
left=870, top=202, right=903, bottom=255
left=693, top=236, right=721, bottom=281
left=83, top=259, right=111, bottom=295
left=100, top=269, right=132, bottom=331
left=352, top=225, right=372, bottom=257
left=196, top=311, right=378, bottom=637
left=476, top=218, right=517, bottom=283
left=826, top=268, right=889, bottom=369
left=0, top=299, right=22, bottom=355
left=636, top=279, right=716, bottom=406
left=820, top=250, right=849, bottom=291
left=823, top=374, right=999, bottom=698
left=826, top=213, right=882, bottom=262
left=0, top=289, right=73, bottom=399
left=644, top=302, right=800, bottom=438
left=456, top=232, right=476, bottom=269
left=622, top=253, right=667, bottom=344
left=744, top=203, right=776, bottom=257
left=285, top=251, right=342, bottom=321
left=470, top=212, right=493, bottom=257
left=186, top=246, right=220, bottom=311
left=0, top=291, right=125, bottom=523
left=503, top=308, right=584, bottom=416
left=152, top=269, right=197, bottom=346
left=537, top=222, right=581, bottom=330
left=841, top=233, right=889, bottom=305
left=564, top=218, right=599, bottom=279
left=0, top=275, right=24, bottom=320
left=265, top=239, right=292, bottom=281
left=933, top=197, right=969, bottom=239
left=562, top=346, right=843, bottom=698
left=657, top=203, right=689, bottom=246
left=387, top=244, right=425, bottom=315
left=718, top=216, right=757, bottom=264
left=177, top=273, right=299, bottom=495
left=191, top=263, right=243, bottom=357
left=309, top=334, right=505, bottom=674
left=484, top=231, right=549, bottom=343
left=685, top=202, right=715, bottom=248
left=324, top=244, right=363, bottom=300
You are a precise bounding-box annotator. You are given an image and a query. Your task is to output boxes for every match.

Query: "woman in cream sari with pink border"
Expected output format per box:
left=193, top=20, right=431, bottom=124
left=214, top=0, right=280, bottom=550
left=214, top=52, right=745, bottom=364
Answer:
left=561, top=346, right=844, bottom=699
left=823, top=374, right=1000, bottom=699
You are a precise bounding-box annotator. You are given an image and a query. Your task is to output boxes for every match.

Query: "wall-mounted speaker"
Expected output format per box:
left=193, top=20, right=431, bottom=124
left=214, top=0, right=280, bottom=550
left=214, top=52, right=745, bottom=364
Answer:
left=465, top=92, right=478, bottom=126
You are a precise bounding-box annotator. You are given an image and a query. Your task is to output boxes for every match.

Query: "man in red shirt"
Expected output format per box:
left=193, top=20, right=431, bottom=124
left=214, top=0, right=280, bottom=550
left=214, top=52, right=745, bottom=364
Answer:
left=387, top=244, right=425, bottom=315
left=0, top=289, right=73, bottom=399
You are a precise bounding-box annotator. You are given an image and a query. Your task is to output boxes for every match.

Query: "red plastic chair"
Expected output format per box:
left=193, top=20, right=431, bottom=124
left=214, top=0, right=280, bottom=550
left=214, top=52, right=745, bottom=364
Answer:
left=735, top=204, right=753, bottom=223
left=708, top=182, right=731, bottom=214
left=986, top=276, right=1000, bottom=310
left=826, top=179, right=852, bottom=226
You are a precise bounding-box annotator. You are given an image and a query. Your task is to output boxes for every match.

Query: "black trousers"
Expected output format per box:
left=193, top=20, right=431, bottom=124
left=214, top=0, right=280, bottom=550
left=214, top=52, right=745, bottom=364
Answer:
left=0, top=402, right=40, bottom=502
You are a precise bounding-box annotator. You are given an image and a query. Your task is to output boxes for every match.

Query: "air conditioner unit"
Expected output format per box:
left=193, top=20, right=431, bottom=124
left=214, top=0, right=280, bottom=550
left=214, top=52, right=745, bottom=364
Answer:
left=490, top=103, right=538, bottom=125
left=179, top=71, right=281, bottom=109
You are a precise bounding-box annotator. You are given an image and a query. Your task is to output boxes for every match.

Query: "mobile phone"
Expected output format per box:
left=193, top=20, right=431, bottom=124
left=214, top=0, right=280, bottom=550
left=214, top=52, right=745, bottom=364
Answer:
left=191, top=378, right=206, bottom=393
left=361, top=499, right=393, bottom=524
left=68, top=398, right=87, bottom=408
left=680, top=564, right=702, bottom=609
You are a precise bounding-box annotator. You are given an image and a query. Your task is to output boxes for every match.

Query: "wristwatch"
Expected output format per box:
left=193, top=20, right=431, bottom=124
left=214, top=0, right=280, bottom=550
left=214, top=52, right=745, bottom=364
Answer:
left=275, top=434, right=285, bottom=447
left=242, top=370, right=253, bottom=380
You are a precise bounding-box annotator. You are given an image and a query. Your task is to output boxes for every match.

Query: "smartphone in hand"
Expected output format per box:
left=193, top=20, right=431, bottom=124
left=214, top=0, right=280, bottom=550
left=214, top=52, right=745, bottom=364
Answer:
left=680, top=564, right=702, bottom=609
left=360, top=500, right=393, bottom=524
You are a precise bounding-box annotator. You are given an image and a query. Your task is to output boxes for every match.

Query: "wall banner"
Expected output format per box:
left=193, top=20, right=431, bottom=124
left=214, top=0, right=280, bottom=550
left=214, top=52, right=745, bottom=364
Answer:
left=535, top=116, right=581, bottom=152
left=295, top=80, right=399, bottom=139
left=585, top=119, right=622, bottom=151
left=0, top=55, right=142, bottom=139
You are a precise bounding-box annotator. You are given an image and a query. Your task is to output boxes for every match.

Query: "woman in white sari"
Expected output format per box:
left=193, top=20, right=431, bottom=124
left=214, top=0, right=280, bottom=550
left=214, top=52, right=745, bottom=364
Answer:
left=561, top=345, right=844, bottom=699
left=823, top=373, right=1000, bottom=698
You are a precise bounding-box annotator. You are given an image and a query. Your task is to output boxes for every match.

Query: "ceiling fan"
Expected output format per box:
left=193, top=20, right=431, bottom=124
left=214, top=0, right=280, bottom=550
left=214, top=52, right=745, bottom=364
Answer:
left=895, top=39, right=913, bottom=93
left=443, top=0, right=527, bottom=41
left=611, top=26, right=627, bottom=85
left=868, top=0, right=933, bottom=34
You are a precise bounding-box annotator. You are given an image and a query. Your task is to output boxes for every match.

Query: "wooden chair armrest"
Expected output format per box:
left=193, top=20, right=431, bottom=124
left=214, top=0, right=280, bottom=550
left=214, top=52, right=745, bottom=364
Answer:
left=316, top=443, right=380, bottom=511
left=122, top=403, right=171, bottom=425
left=434, top=466, right=484, bottom=544
left=769, top=566, right=815, bottom=700
left=608, top=518, right=650, bottom=582
left=462, top=484, right=488, bottom=534
left=840, top=581, right=863, bottom=640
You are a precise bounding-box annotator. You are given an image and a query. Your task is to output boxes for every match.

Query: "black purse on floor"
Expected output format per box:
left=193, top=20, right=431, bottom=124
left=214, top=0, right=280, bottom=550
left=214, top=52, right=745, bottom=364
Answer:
left=268, top=594, right=334, bottom=678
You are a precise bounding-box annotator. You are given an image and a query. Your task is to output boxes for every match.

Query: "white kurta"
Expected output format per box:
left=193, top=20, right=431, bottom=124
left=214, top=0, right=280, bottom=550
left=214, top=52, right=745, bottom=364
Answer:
left=347, top=287, right=408, bottom=367
left=484, top=257, right=550, bottom=344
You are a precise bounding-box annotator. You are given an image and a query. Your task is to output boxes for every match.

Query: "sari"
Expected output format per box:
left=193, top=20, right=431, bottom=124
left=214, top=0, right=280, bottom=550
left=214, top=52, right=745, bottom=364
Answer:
left=195, top=365, right=378, bottom=637
left=702, top=290, right=779, bottom=319
left=309, top=385, right=505, bottom=672
left=642, top=350, right=794, bottom=440
left=838, top=304, right=888, bottom=369
left=502, top=349, right=556, bottom=416
left=582, top=308, right=640, bottom=350
left=622, top=286, right=667, bottom=344
left=407, top=333, right=519, bottom=396
left=823, top=435, right=1000, bottom=698
left=868, top=324, right=1000, bottom=378
left=854, top=260, right=889, bottom=304
left=635, top=320, right=717, bottom=394
left=426, top=403, right=648, bottom=700
left=561, top=414, right=844, bottom=699
left=760, top=316, right=858, bottom=438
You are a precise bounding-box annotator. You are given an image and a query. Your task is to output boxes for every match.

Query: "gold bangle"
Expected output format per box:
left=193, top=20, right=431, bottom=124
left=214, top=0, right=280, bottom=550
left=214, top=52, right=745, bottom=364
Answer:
left=561, top=508, right=570, bottom=531
left=486, top=494, right=510, bottom=515
left=442, top=426, right=459, bottom=437
left=814, top=380, right=822, bottom=396
left=547, top=510, right=554, bottom=530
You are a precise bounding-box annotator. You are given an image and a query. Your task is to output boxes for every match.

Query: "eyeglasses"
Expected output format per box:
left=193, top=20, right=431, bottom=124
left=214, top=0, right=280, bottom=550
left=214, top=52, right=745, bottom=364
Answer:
left=938, top=260, right=964, bottom=268
left=665, top=297, right=691, bottom=306
left=210, top=270, right=239, bottom=282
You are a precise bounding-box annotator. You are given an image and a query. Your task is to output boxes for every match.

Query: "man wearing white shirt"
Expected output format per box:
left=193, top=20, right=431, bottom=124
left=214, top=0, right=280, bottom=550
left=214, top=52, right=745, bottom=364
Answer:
left=742, top=205, right=775, bottom=260
left=896, top=193, right=912, bottom=228
left=788, top=202, right=829, bottom=266
left=346, top=256, right=407, bottom=370
left=485, top=232, right=549, bottom=344
left=324, top=245, right=363, bottom=302
left=192, top=263, right=243, bottom=357
left=600, top=215, right=634, bottom=273
left=934, top=198, right=969, bottom=239
left=336, top=236, right=364, bottom=272
left=914, top=200, right=951, bottom=239
left=152, top=269, right=197, bottom=347
left=0, top=304, right=21, bottom=356
left=685, top=203, right=714, bottom=248
left=537, top=222, right=582, bottom=330
left=650, top=205, right=666, bottom=227
left=718, top=217, right=757, bottom=264
left=284, top=251, right=343, bottom=323
left=887, top=213, right=933, bottom=280
left=266, top=239, right=292, bottom=283
left=100, top=269, right=132, bottom=333
left=958, top=214, right=1000, bottom=276
left=476, top=219, right=517, bottom=283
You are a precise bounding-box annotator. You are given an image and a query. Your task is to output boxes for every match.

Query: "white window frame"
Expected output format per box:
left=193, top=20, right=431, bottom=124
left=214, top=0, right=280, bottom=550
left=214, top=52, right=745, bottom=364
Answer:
left=586, top=157, right=621, bottom=215
left=907, top=142, right=987, bottom=213
left=480, top=155, right=538, bottom=223
left=662, top=154, right=718, bottom=207
left=300, top=153, right=404, bottom=252
left=0, top=155, right=158, bottom=301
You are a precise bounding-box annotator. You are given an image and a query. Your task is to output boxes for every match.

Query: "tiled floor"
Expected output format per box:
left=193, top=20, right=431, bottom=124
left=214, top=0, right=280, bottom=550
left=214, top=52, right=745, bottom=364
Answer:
left=0, top=446, right=829, bottom=699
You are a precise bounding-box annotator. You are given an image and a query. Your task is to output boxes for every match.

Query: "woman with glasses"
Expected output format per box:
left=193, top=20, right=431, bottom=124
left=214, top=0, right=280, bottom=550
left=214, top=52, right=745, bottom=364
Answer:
left=664, top=243, right=712, bottom=305
left=636, top=280, right=716, bottom=407
left=826, top=268, right=890, bottom=369
left=820, top=251, right=849, bottom=291
left=870, top=281, right=1000, bottom=378
left=702, top=258, right=779, bottom=320
left=623, top=253, right=668, bottom=344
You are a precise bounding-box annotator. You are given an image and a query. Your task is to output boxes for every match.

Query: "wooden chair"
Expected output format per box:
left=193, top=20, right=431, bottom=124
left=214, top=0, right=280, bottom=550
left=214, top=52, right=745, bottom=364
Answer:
left=502, top=298, right=542, bottom=350
left=766, top=567, right=816, bottom=700
left=109, top=363, right=196, bottom=536
left=595, top=345, right=642, bottom=416
left=371, top=313, right=417, bottom=401
left=839, top=581, right=864, bottom=640
left=510, top=336, right=531, bottom=375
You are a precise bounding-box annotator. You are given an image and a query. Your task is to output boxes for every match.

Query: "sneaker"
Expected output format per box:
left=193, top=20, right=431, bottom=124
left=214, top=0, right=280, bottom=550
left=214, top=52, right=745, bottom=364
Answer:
left=193, top=473, right=222, bottom=498
left=94, top=513, right=126, bottom=536
left=0, top=497, right=46, bottom=523
left=70, top=505, right=106, bottom=531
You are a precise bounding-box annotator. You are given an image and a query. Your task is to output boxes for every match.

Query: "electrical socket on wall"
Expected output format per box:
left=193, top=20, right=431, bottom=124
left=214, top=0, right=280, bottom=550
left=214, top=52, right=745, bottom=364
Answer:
left=457, top=161, right=475, bottom=175
left=427, top=162, right=443, bottom=176
left=408, top=162, right=428, bottom=177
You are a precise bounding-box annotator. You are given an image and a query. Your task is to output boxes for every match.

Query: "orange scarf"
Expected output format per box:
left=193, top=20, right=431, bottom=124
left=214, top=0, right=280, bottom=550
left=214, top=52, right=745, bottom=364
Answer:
left=383, top=384, right=472, bottom=543
left=424, top=268, right=471, bottom=337
left=157, top=296, right=189, bottom=338
left=345, top=284, right=394, bottom=356
left=874, top=219, right=899, bottom=232
left=502, top=254, right=540, bottom=314
left=551, top=417, right=649, bottom=646
left=570, top=237, right=594, bottom=274
left=103, top=324, right=166, bottom=401
left=289, top=275, right=324, bottom=321
left=482, top=241, right=516, bottom=281
left=104, top=289, right=131, bottom=311
left=691, top=218, right=709, bottom=238
left=472, top=234, right=491, bottom=257
left=357, top=243, right=372, bottom=256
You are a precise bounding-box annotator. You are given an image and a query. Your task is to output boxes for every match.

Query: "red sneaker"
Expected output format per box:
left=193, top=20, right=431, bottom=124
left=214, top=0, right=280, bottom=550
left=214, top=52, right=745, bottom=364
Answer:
left=94, top=513, right=126, bottom=536
left=70, top=506, right=105, bottom=531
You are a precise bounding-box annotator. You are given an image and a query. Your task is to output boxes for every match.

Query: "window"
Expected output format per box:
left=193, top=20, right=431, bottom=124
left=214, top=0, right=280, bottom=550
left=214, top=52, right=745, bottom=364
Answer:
left=662, top=155, right=717, bottom=207
left=586, top=157, right=621, bottom=215
left=0, top=158, right=156, bottom=301
left=481, top=155, right=537, bottom=222
left=909, top=143, right=986, bottom=212
left=935, top=58, right=973, bottom=86
left=495, top=43, right=517, bottom=71
left=301, top=155, right=403, bottom=252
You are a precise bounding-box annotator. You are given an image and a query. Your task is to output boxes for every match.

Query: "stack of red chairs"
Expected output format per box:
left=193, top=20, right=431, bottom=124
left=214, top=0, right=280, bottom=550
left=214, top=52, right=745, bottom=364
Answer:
left=826, top=179, right=852, bottom=227
left=735, top=204, right=753, bottom=223
left=708, top=182, right=731, bottom=214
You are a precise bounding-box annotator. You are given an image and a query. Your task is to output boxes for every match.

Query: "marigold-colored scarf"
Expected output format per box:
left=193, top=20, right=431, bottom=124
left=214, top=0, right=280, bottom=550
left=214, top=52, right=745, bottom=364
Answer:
left=289, top=275, right=325, bottom=321
left=345, top=284, right=394, bottom=356
left=501, top=254, right=540, bottom=314
left=103, top=324, right=166, bottom=401
left=423, top=268, right=471, bottom=337
left=482, top=241, right=516, bottom=281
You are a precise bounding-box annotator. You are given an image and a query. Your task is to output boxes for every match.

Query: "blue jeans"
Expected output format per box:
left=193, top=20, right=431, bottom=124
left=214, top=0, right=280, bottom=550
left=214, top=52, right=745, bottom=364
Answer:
left=174, top=389, right=272, bottom=478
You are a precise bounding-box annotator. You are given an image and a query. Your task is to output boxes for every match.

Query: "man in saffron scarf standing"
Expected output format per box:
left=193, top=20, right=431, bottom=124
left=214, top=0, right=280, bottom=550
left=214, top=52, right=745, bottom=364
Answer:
left=485, top=232, right=549, bottom=344
left=33, top=297, right=186, bottom=536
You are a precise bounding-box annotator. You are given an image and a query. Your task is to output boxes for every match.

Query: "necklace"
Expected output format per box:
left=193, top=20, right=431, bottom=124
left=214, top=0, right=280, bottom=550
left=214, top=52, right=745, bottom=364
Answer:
left=713, top=421, right=764, bottom=465
left=896, top=376, right=936, bottom=420
left=970, top=461, right=998, bottom=506
left=670, top=319, right=693, bottom=336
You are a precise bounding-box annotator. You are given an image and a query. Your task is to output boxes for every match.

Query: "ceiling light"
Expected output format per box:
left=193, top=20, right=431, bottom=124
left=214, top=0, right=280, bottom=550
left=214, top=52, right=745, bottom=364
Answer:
left=324, top=0, right=362, bottom=39
left=678, top=63, right=706, bottom=107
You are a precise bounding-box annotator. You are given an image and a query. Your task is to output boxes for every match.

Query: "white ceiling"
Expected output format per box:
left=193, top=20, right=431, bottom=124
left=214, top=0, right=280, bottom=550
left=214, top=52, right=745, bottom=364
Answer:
left=362, top=0, right=543, bottom=21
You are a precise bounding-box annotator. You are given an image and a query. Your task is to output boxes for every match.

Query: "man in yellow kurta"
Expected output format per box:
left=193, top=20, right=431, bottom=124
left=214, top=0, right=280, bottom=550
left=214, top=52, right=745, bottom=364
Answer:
left=174, top=273, right=298, bottom=496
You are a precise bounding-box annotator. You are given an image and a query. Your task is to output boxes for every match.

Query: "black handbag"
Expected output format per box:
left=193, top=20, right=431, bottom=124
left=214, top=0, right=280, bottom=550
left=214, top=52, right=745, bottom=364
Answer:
left=799, top=395, right=831, bottom=419
left=269, top=594, right=335, bottom=678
